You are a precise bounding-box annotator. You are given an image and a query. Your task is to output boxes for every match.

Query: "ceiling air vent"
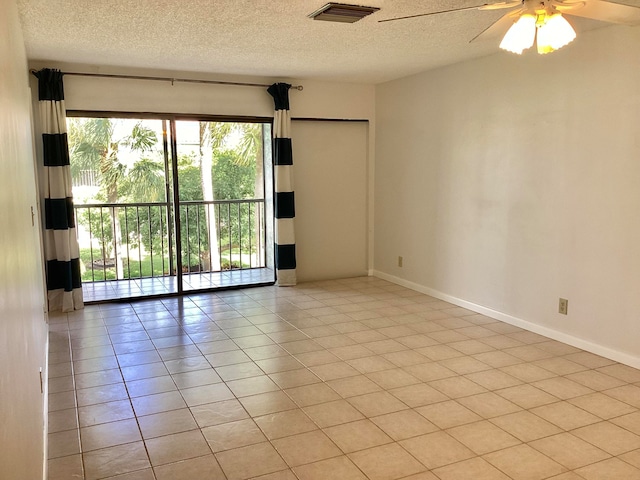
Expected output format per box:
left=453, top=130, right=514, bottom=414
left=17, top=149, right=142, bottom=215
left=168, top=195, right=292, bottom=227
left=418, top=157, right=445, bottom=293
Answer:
left=308, top=3, right=380, bottom=23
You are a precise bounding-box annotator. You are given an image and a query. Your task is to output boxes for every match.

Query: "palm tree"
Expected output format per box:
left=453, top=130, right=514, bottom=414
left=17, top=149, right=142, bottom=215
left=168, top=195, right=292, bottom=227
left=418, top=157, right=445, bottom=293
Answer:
left=68, top=118, right=158, bottom=279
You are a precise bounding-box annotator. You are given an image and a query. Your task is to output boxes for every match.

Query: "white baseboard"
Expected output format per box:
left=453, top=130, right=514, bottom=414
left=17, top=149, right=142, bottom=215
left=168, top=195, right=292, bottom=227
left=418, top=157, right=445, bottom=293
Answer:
left=373, top=270, right=640, bottom=370
left=43, top=329, right=49, bottom=480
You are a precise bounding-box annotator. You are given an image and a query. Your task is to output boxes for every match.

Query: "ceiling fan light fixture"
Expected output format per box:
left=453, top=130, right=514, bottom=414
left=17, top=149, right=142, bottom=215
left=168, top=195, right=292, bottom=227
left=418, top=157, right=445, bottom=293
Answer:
left=536, top=13, right=576, bottom=54
left=499, top=13, right=536, bottom=54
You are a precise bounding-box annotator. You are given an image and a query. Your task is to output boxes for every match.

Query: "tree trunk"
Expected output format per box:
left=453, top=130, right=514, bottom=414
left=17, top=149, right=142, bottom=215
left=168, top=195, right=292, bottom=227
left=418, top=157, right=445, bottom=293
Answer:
left=253, top=136, right=265, bottom=267
left=107, top=186, right=125, bottom=280
left=200, top=123, right=221, bottom=271
left=101, top=143, right=126, bottom=281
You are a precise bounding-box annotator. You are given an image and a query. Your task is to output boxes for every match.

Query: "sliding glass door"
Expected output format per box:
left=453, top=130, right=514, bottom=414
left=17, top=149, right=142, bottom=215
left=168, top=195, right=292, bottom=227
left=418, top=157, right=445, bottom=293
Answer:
left=67, top=113, right=274, bottom=302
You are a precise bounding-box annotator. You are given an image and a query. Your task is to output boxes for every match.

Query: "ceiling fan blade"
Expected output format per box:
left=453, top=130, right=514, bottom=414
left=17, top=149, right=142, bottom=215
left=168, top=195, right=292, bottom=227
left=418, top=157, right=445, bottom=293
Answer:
left=470, top=8, right=523, bottom=42
left=478, top=1, right=523, bottom=10
left=378, top=2, right=518, bottom=23
left=554, top=0, right=640, bottom=25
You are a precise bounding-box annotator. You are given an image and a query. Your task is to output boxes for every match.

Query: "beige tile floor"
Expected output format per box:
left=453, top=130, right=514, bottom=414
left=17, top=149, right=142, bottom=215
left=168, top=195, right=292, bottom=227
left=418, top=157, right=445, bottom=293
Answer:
left=47, top=277, right=640, bottom=480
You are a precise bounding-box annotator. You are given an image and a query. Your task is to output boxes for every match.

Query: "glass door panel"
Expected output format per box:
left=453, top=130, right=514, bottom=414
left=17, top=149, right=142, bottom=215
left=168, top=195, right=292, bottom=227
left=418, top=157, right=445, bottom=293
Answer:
left=174, top=120, right=272, bottom=291
left=68, top=116, right=178, bottom=301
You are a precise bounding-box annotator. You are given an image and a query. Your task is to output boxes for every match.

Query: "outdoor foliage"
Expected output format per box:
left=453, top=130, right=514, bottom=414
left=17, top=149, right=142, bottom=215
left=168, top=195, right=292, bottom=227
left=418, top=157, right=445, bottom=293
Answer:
left=69, top=118, right=266, bottom=281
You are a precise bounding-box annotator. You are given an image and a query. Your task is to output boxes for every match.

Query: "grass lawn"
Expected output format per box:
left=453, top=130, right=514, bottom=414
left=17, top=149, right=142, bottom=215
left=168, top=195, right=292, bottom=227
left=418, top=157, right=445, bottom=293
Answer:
left=79, top=248, right=170, bottom=282
left=80, top=247, right=254, bottom=282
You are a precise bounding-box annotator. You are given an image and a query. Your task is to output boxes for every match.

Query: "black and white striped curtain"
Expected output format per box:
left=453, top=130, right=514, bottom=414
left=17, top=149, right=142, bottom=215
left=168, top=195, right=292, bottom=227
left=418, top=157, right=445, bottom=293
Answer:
left=35, top=69, right=83, bottom=312
left=267, top=83, right=297, bottom=286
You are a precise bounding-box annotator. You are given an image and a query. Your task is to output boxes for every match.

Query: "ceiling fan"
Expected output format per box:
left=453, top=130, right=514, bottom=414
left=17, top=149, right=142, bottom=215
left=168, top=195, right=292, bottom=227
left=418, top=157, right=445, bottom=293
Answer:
left=379, top=0, right=640, bottom=54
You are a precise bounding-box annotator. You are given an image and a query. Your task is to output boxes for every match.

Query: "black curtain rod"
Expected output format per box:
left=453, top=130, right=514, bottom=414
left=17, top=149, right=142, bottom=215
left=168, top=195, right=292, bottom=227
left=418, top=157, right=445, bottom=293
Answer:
left=29, top=69, right=303, bottom=91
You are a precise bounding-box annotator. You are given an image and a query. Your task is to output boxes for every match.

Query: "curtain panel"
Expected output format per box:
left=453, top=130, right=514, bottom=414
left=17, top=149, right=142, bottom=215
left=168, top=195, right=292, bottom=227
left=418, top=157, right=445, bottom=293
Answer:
left=35, top=69, right=84, bottom=312
left=267, top=83, right=297, bottom=286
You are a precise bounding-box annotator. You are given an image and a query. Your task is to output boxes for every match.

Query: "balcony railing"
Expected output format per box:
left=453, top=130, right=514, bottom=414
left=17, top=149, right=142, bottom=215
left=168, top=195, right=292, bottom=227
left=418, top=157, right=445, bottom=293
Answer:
left=74, top=199, right=266, bottom=283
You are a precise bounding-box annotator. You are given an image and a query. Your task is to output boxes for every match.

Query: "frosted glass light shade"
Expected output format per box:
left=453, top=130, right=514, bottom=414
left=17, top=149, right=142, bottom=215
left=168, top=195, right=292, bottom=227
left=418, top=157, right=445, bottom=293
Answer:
left=537, top=13, right=576, bottom=54
left=500, top=14, right=536, bottom=54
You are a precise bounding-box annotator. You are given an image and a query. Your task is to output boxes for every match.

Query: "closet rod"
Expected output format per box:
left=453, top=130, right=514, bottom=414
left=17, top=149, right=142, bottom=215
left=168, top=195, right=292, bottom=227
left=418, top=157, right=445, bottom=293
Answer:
left=29, top=70, right=303, bottom=91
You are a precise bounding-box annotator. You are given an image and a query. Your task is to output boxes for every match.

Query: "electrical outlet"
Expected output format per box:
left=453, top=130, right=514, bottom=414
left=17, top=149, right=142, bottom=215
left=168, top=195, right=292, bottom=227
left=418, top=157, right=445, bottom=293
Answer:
left=559, top=298, right=568, bottom=315
left=398, top=256, right=403, bottom=267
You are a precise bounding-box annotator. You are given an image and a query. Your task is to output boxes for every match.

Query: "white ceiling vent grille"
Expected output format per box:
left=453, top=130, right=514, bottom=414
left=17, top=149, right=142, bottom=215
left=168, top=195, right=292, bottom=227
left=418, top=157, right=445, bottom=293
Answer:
left=308, top=3, right=380, bottom=23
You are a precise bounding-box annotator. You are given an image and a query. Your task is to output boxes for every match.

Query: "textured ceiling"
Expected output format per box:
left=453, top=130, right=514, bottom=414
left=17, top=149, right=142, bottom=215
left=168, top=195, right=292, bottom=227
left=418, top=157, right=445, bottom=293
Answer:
left=16, top=0, right=640, bottom=84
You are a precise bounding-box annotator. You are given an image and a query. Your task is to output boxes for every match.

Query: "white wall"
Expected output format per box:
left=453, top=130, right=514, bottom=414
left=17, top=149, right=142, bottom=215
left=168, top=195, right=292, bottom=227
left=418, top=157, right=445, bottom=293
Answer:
left=27, top=62, right=375, bottom=121
left=28, top=62, right=376, bottom=281
left=0, top=0, right=49, bottom=478
left=293, top=120, right=369, bottom=282
left=374, top=25, right=640, bottom=366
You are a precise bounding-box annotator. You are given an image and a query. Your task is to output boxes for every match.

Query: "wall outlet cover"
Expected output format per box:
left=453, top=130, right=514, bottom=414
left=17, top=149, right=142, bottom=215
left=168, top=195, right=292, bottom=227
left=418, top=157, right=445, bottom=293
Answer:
left=559, top=298, right=568, bottom=315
